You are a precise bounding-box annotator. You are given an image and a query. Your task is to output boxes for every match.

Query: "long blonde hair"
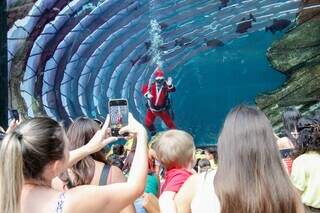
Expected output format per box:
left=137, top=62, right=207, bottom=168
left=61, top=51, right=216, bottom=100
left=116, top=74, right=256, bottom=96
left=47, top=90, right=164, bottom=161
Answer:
left=0, top=132, right=24, bottom=213
left=0, top=117, right=65, bottom=213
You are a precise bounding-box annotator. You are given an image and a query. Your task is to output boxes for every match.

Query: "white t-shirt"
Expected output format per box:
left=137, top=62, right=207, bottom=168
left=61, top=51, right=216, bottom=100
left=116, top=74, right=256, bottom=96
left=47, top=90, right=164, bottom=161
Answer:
left=291, top=151, right=320, bottom=208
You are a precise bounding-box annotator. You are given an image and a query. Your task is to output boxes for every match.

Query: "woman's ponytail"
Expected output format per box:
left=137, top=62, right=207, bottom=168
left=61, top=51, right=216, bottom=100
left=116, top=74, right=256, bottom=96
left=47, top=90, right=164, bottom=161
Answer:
left=0, top=132, right=24, bottom=213
left=0, top=117, right=66, bottom=213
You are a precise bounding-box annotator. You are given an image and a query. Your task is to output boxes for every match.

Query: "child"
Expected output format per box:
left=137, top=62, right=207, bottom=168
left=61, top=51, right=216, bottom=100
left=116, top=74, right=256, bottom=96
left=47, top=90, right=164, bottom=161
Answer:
left=197, top=158, right=211, bottom=173
left=155, top=129, right=195, bottom=212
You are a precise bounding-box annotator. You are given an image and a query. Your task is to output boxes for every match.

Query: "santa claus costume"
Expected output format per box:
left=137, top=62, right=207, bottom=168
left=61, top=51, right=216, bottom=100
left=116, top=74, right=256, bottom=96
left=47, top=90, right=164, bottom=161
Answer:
left=142, top=67, right=176, bottom=135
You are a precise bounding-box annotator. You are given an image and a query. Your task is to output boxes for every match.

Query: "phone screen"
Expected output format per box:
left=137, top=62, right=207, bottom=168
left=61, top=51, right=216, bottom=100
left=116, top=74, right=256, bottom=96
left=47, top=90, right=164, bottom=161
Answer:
left=109, top=99, right=128, bottom=136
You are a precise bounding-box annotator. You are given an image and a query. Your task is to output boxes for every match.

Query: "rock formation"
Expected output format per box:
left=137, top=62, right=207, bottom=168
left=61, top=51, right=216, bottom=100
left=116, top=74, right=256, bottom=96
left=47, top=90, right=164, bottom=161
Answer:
left=256, top=2, right=320, bottom=131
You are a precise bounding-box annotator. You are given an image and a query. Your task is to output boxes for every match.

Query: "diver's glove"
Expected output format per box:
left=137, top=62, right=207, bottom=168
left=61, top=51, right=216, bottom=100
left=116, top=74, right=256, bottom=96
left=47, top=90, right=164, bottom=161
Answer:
left=166, top=77, right=173, bottom=86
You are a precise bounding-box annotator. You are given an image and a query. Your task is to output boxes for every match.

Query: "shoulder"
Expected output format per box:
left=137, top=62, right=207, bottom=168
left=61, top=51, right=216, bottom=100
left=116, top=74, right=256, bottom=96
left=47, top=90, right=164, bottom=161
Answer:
left=109, top=165, right=126, bottom=184
left=95, top=160, right=105, bottom=169
left=177, top=172, right=201, bottom=194
left=173, top=173, right=200, bottom=212
left=292, top=153, right=313, bottom=170
left=168, top=169, right=192, bottom=182
left=295, top=152, right=320, bottom=162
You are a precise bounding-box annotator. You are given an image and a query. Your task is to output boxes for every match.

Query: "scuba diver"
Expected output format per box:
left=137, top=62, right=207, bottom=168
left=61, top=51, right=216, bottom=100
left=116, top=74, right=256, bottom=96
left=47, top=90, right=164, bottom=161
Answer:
left=142, top=67, right=176, bottom=135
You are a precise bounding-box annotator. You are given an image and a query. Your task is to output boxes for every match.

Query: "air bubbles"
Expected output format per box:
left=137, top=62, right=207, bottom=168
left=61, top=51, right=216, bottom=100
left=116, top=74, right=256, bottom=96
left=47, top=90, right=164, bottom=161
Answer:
left=149, top=19, right=164, bottom=68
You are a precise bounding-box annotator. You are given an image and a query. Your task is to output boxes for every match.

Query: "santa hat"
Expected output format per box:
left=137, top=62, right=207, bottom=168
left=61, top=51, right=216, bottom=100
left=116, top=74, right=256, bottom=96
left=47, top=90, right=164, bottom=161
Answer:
left=155, top=67, right=164, bottom=80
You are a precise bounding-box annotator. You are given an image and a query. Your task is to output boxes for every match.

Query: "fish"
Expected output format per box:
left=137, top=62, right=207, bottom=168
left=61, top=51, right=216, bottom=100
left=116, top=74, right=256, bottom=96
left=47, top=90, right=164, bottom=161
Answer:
left=218, top=0, right=229, bottom=10
left=205, top=38, right=224, bottom=48
left=159, top=22, right=168, bottom=30
left=236, top=13, right=256, bottom=34
left=144, top=41, right=152, bottom=50
left=138, top=54, right=152, bottom=64
left=130, top=55, right=142, bottom=66
left=159, top=44, right=169, bottom=51
left=174, top=37, right=192, bottom=46
left=265, top=19, right=291, bottom=34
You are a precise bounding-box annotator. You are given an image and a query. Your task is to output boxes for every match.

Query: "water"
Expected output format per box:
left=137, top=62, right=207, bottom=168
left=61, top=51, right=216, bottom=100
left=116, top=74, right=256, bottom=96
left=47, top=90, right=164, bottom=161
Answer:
left=166, top=31, right=287, bottom=147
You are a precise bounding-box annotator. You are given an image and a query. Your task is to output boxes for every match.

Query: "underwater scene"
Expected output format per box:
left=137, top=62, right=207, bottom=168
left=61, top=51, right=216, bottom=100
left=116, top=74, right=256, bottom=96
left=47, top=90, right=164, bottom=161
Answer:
left=6, top=0, right=320, bottom=146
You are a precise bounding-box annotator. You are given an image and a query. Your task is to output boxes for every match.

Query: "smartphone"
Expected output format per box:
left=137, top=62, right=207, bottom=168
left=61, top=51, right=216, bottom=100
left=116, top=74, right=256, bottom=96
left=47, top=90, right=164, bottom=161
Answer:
left=10, top=109, right=20, bottom=121
left=108, top=99, right=129, bottom=137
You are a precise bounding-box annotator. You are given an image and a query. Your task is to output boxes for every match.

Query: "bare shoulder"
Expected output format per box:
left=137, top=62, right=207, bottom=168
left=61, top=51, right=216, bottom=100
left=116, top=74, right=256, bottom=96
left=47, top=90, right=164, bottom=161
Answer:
left=95, top=160, right=105, bottom=169
left=175, top=173, right=199, bottom=199
left=109, top=165, right=127, bottom=184
left=174, top=174, right=200, bottom=213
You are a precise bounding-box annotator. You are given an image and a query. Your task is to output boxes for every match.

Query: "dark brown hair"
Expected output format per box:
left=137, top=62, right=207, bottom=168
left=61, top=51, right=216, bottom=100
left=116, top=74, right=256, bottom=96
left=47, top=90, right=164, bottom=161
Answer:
left=214, top=105, right=303, bottom=213
left=282, top=107, right=301, bottom=143
left=0, top=117, right=66, bottom=213
left=296, top=115, right=320, bottom=155
left=67, top=117, right=107, bottom=186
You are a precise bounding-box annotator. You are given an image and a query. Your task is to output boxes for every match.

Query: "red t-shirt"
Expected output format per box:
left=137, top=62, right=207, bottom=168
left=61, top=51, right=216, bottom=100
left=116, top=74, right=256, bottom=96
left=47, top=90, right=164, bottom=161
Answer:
left=160, top=169, right=192, bottom=194
left=283, top=157, right=293, bottom=174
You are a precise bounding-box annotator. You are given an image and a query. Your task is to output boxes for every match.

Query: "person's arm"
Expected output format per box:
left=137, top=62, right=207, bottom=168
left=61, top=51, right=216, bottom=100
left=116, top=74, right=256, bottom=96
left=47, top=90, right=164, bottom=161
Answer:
left=68, top=115, right=117, bottom=167
left=159, top=191, right=177, bottom=213
left=5, top=119, right=20, bottom=133
left=143, top=84, right=153, bottom=99
left=143, top=193, right=160, bottom=213
left=107, top=166, right=135, bottom=213
left=63, top=113, right=148, bottom=213
left=174, top=174, right=198, bottom=213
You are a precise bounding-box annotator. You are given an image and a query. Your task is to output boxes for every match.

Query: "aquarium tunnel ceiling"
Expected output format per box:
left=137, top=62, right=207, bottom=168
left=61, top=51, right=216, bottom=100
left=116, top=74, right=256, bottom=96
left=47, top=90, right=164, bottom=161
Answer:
left=7, top=0, right=301, bottom=123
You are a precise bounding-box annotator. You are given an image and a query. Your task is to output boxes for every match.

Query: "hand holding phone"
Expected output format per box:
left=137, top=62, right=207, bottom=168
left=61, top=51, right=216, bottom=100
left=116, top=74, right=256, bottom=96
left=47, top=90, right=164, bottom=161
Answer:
left=119, top=113, right=146, bottom=136
left=109, top=99, right=129, bottom=137
left=85, top=114, right=118, bottom=154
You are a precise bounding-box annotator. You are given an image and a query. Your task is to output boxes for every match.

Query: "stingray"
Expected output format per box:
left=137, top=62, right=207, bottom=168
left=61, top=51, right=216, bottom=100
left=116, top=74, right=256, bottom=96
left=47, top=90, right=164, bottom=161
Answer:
left=205, top=38, right=224, bottom=48
left=175, top=37, right=192, bottom=47
left=138, top=54, right=152, bottom=64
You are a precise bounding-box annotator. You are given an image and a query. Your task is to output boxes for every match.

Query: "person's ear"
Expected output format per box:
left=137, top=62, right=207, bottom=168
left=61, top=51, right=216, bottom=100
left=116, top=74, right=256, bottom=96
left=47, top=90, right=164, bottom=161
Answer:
left=52, top=159, right=66, bottom=177
left=42, top=160, right=63, bottom=180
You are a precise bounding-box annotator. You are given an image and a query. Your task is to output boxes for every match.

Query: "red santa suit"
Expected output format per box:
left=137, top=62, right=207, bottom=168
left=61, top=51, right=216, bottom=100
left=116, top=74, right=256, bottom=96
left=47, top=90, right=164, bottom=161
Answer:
left=142, top=68, right=176, bottom=134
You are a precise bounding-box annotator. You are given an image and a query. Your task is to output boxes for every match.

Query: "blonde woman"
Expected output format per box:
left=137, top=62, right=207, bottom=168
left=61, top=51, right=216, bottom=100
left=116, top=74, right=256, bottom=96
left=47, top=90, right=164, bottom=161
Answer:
left=0, top=114, right=148, bottom=213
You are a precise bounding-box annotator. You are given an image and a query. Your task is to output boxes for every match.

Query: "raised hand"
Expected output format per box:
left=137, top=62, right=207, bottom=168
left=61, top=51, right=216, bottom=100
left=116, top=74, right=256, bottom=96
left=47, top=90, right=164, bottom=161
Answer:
left=119, top=113, right=146, bottom=136
left=6, top=119, right=20, bottom=133
left=86, top=115, right=118, bottom=153
left=167, top=77, right=173, bottom=86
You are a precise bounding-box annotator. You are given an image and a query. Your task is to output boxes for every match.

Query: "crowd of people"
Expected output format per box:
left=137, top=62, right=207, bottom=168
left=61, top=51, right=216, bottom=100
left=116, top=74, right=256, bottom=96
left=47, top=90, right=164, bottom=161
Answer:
left=0, top=104, right=320, bottom=213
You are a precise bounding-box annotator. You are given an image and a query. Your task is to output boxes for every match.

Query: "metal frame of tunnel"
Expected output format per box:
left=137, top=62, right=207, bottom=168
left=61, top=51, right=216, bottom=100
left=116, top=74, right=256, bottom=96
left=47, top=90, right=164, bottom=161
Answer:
left=0, top=0, right=8, bottom=129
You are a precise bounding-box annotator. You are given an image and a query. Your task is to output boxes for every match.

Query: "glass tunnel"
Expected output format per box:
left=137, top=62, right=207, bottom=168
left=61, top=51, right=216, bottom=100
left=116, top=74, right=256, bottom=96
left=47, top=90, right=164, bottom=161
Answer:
left=7, top=0, right=320, bottom=146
